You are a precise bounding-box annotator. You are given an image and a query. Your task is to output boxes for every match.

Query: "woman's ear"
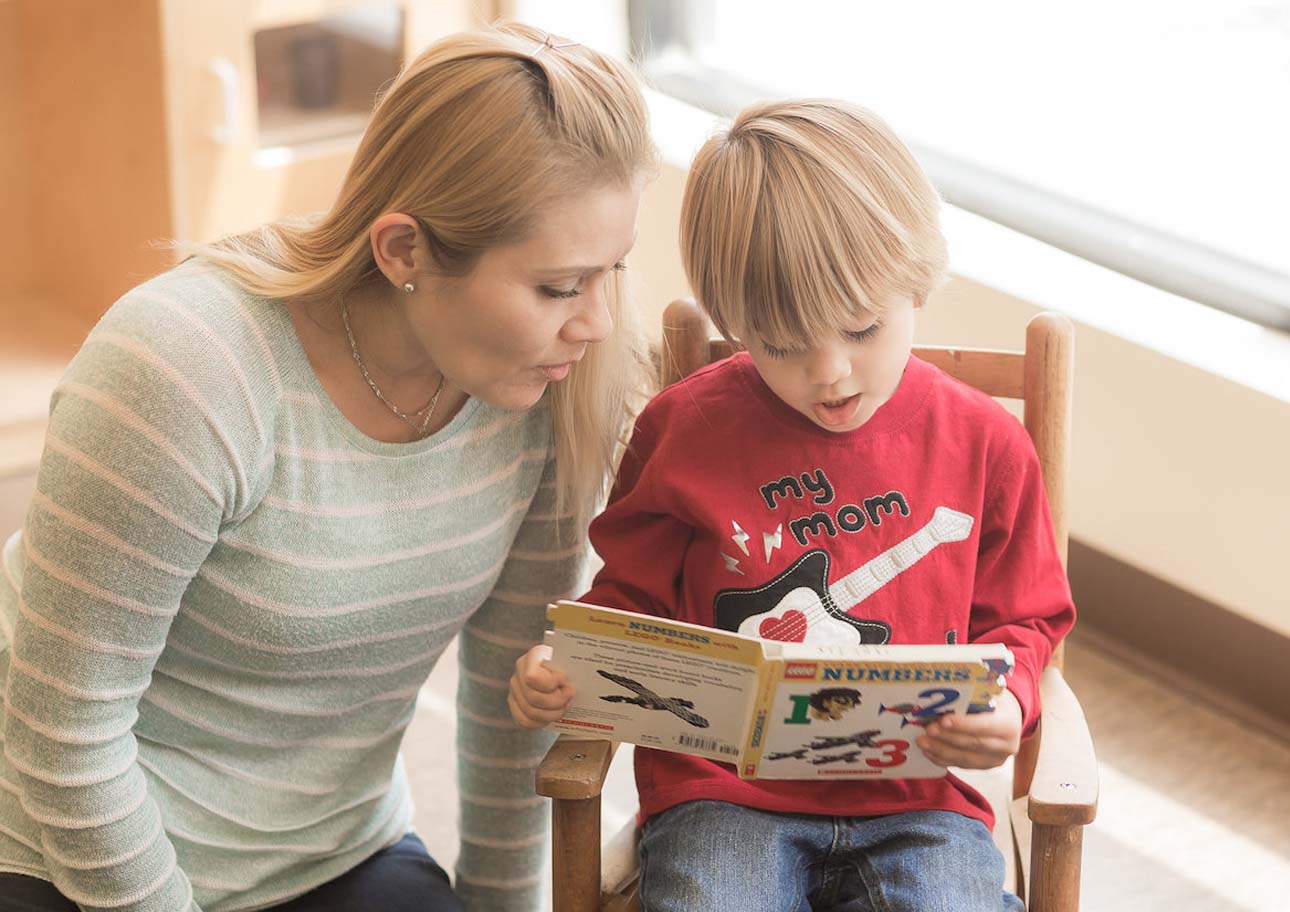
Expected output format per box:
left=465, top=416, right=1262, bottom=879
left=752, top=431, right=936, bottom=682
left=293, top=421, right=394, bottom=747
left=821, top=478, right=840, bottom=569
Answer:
left=369, top=213, right=423, bottom=290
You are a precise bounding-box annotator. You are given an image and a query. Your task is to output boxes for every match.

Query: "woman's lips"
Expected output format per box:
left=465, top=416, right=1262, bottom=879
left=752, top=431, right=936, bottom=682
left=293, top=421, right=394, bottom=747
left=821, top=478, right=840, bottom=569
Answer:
left=539, top=362, right=573, bottom=381
left=812, top=392, right=862, bottom=427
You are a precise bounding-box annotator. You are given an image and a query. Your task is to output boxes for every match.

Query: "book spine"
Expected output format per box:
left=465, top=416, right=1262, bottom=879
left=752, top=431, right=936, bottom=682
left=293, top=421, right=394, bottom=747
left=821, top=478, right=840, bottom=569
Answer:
left=736, top=658, right=781, bottom=779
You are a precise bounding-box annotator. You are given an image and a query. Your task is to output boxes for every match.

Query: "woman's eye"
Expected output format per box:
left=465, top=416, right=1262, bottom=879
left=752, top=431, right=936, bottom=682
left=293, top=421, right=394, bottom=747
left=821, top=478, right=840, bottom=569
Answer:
left=845, top=323, right=882, bottom=343
left=612, top=261, right=627, bottom=272
left=541, top=286, right=581, bottom=299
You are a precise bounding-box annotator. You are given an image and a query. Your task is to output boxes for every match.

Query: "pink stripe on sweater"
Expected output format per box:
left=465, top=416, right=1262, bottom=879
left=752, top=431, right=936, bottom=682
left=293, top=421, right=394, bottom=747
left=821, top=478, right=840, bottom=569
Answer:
left=42, top=436, right=216, bottom=544
left=59, top=382, right=221, bottom=504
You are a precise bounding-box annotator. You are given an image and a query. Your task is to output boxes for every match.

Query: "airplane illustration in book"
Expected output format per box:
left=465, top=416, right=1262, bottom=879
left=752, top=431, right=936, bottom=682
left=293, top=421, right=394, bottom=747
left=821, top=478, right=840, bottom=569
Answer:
left=767, top=730, right=883, bottom=763
left=878, top=703, right=954, bottom=728
left=808, top=729, right=883, bottom=750
left=765, top=747, right=811, bottom=761
left=811, top=749, right=870, bottom=766
left=596, top=670, right=710, bottom=729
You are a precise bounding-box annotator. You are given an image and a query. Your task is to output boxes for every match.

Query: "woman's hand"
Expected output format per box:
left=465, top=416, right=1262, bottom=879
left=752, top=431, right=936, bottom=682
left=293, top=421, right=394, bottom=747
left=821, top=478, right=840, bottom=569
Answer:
left=917, top=688, right=1022, bottom=769
left=507, top=644, right=575, bottom=729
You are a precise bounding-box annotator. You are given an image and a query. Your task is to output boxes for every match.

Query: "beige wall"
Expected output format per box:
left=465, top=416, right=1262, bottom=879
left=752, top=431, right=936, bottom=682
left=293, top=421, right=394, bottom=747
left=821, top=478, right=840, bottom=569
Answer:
left=632, top=161, right=1290, bottom=639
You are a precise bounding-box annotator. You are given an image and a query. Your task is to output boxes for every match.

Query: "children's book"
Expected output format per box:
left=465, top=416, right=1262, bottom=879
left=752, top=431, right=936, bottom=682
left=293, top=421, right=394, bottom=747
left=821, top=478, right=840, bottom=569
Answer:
left=544, top=600, right=1013, bottom=780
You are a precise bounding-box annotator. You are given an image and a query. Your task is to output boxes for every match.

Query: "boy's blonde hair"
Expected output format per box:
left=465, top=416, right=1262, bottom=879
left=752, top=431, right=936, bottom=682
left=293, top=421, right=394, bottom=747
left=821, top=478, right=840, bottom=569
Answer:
left=187, top=22, right=656, bottom=524
left=680, top=99, right=947, bottom=347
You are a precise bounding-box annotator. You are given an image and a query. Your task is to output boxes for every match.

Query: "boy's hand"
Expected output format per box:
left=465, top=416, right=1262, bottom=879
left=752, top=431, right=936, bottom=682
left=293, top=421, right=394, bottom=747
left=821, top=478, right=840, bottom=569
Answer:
left=917, top=688, right=1022, bottom=769
left=507, top=644, right=575, bottom=730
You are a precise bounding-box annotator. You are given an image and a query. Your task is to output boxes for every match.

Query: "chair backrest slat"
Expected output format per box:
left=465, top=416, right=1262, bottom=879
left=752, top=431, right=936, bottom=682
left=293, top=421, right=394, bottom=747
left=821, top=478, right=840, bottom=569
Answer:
left=912, top=347, right=1025, bottom=399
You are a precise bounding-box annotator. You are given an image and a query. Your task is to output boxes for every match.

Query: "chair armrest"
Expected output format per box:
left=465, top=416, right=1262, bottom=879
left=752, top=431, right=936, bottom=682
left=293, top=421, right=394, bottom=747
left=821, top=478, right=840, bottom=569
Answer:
left=536, top=735, right=619, bottom=800
left=1027, top=666, right=1098, bottom=826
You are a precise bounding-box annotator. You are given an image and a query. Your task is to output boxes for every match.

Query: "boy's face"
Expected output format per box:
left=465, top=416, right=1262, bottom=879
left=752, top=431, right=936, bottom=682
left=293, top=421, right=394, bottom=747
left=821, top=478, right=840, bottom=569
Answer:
left=742, top=294, right=918, bottom=434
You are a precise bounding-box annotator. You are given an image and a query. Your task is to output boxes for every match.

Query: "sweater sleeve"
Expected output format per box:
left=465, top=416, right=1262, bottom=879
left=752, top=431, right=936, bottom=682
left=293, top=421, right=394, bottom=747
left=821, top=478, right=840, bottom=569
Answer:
left=453, top=451, right=589, bottom=912
left=3, top=294, right=267, bottom=910
left=968, top=432, right=1076, bottom=735
left=580, top=409, right=694, bottom=619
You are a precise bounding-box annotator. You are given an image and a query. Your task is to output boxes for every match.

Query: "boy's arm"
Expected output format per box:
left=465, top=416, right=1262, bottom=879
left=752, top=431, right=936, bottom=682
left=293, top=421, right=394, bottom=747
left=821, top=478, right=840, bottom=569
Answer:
left=579, top=409, right=693, bottom=620
left=966, top=436, right=1076, bottom=736
left=922, top=436, right=1074, bottom=769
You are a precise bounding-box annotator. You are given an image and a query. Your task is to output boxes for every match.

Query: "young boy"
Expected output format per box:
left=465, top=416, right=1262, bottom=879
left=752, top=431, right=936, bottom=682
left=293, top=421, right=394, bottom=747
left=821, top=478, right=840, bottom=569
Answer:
left=509, top=99, right=1074, bottom=911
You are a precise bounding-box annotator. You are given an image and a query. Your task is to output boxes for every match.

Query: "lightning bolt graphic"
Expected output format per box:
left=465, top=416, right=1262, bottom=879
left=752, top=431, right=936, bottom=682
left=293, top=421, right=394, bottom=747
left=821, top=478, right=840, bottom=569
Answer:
left=730, top=520, right=751, bottom=556
left=763, top=524, right=783, bottom=562
left=721, top=553, right=745, bottom=576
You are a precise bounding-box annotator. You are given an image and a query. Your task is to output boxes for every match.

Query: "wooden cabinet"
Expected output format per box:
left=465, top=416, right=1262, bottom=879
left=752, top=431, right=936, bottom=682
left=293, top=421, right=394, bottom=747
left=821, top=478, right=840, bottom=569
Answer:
left=0, top=0, right=496, bottom=481
left=160, top=0, right=486, bottom=248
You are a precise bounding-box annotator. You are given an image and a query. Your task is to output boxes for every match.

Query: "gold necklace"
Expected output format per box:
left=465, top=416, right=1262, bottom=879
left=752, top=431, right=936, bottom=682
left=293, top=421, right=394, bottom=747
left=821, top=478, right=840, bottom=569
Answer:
left=342, top=301, right=445, bottom=437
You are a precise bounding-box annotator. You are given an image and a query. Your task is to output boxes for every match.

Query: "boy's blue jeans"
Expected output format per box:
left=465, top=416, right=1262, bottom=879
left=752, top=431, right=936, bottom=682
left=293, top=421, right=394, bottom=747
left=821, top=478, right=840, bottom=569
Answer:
left=639, top=800, right=1024, bottom=912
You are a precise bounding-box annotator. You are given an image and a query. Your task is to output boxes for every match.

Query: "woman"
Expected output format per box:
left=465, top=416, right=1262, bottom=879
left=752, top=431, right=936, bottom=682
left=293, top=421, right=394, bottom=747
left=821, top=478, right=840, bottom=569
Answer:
left=0, top=22, right=654, bottom=912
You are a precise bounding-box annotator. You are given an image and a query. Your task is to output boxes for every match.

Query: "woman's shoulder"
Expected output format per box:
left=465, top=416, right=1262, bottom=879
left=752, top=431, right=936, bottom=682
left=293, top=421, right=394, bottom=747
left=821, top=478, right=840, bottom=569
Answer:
left=99, top=259, right=282, bottom=358
left=61, top=259, right=287, bottom=457
left=85, top=259, right=287, bottom=401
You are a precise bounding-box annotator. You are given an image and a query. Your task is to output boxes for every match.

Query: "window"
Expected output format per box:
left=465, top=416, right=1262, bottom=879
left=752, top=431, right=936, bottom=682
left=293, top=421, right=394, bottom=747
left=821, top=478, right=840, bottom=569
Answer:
left=631, top=0, right=1290, bottom=330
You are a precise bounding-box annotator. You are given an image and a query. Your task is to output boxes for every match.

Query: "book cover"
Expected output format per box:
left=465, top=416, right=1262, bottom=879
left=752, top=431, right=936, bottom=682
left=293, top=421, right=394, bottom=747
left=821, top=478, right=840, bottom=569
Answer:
left=545, top=600, right=1012, bottom=780
left=544, top=600, right=767, bottom=763
left=743, top=640, right=1015, bottom=779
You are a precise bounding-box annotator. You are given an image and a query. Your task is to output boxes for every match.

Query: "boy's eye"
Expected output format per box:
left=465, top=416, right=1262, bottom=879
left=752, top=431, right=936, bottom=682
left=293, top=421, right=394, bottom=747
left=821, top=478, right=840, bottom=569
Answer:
left=760, top=341, right=799, bottom=360
left=845, top=322, right=882, bottom=343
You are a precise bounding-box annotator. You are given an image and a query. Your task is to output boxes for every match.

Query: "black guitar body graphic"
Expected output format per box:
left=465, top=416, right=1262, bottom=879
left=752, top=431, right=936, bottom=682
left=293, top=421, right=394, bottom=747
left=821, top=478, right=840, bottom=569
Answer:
left=714, top=550, right=891, bottom=644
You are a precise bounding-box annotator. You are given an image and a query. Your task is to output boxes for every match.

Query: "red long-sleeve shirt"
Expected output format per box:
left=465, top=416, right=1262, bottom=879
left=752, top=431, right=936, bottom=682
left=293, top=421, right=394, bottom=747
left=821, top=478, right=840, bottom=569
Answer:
left=581, top=352, right=1075, bottom=828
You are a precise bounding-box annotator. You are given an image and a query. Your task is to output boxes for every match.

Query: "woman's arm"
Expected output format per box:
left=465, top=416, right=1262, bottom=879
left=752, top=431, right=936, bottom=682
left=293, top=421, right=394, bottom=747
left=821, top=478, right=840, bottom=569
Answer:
left=3, top=289, right=267, bottom=911
left=453, top=452, right=587, bottom=912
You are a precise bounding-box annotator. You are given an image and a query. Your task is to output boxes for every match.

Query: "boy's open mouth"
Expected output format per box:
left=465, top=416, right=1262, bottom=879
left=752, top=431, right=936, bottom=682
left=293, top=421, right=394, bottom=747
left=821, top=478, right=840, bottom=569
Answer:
left=812, top=393, right=862, bottom=427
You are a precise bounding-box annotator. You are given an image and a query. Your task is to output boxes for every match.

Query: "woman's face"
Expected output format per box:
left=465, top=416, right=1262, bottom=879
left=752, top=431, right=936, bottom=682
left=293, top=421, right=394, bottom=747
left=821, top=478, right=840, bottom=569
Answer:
left=415, top=180, right=643, bottom=411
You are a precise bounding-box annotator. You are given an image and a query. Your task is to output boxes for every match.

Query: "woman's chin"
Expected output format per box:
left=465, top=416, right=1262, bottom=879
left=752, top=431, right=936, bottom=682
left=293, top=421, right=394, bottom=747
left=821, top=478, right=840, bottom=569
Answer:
left=474, top=379, right=550, bottom=412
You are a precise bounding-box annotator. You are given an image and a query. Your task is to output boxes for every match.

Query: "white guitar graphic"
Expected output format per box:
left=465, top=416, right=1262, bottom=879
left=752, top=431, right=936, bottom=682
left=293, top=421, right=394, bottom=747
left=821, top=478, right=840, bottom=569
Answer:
left=712, top=506, right=975, bottom=645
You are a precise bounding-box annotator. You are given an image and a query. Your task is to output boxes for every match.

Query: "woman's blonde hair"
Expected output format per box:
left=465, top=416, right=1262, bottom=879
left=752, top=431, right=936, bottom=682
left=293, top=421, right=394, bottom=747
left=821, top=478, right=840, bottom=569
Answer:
left=680, top=99, right=947, bottom=348
left=189, top=21, right=655, bottom=523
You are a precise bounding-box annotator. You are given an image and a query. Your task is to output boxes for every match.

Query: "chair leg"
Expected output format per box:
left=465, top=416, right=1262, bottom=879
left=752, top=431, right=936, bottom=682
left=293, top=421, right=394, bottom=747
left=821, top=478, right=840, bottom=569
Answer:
left=1026, top=822, right=1083, bottom=912
left=552, top=795, right=603, bottom=912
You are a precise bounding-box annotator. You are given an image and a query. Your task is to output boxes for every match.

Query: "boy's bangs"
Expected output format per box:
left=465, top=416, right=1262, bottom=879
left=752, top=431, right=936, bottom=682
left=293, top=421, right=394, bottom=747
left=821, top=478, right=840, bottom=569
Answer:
left=741, top=284, right=877, bottom=352
left=737, top=193, right=893, bottom=350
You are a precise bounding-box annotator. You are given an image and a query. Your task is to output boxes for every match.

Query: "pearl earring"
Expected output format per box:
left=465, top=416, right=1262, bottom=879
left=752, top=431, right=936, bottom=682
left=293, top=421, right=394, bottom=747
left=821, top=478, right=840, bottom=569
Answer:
left=403, top=281, right=416, bottom=294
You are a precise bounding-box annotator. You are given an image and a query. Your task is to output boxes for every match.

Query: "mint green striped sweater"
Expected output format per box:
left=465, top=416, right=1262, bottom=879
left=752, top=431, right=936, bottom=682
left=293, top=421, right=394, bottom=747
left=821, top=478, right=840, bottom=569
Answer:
left=0, top=260, right=580, bottom=911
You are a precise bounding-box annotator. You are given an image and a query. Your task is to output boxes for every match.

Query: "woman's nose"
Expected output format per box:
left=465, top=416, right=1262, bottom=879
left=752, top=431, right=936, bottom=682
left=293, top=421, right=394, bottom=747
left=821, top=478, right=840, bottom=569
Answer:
left=563, top=291, right=613, bottom=345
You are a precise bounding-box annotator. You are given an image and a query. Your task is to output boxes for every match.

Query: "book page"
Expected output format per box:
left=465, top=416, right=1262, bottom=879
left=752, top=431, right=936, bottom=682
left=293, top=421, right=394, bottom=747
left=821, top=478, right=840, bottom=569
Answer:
left=745, top=643, right=1013, bottom=780
left=545, top=601, right=765, bottom=764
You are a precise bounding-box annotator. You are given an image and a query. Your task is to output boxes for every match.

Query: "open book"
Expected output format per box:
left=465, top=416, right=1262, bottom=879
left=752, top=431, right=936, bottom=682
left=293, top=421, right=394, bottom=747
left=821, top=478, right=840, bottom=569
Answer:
left=545, top=600, right=1013, bottom=780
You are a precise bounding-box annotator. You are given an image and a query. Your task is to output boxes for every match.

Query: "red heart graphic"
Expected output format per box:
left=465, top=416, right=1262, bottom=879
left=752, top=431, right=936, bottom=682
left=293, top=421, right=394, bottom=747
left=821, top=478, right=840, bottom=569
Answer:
left=759, top=610, right=807, bottom=642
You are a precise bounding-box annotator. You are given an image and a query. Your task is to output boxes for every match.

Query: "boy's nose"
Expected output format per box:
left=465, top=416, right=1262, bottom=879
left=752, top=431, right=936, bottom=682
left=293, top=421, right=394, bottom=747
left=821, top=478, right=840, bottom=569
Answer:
left=804, top=345, right=852, bottom=387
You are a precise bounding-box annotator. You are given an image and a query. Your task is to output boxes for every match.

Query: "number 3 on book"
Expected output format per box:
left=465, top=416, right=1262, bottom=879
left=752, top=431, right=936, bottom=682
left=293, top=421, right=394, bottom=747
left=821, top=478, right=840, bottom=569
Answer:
left=867, top=739, right=910, bottom=769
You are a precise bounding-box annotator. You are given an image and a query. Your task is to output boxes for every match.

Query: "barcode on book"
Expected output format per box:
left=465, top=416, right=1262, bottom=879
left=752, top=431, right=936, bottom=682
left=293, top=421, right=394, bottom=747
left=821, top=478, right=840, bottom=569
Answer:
left=677, top=734, right=739, bottom=756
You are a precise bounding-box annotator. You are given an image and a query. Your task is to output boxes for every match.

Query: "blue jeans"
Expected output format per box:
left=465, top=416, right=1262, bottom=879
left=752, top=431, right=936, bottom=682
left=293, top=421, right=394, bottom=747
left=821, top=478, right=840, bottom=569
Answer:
left=639, top=800, right=1024, bottom=912
left=0, top=833, right=462, bottom=912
